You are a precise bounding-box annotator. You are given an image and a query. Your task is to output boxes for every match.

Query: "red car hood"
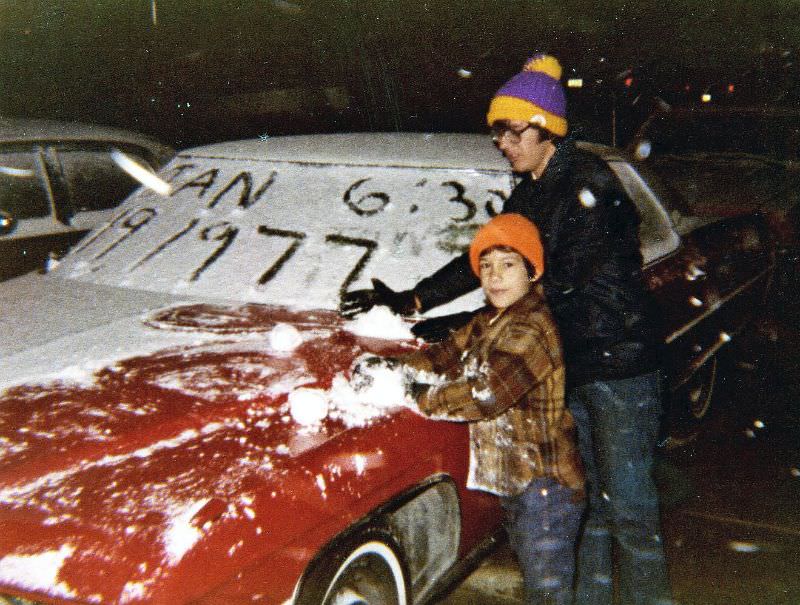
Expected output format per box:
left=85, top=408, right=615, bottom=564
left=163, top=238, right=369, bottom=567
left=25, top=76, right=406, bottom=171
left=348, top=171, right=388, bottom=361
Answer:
left=0, top=295, right=419, bottom=604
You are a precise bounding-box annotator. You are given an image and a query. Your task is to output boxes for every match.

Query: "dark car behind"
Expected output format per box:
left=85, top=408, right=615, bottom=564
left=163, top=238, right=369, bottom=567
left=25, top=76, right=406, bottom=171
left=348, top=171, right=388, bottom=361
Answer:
left=631, top=105, right=800, bottom=351
left=0, top=118, right=174, bottom=281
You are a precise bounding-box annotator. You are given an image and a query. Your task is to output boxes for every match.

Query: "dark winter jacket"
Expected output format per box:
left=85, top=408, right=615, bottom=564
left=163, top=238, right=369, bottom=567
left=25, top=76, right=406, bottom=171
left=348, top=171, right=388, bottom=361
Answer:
left=402, top=287, right=584, bottom=497
left=413, top=139, right=662, bottom=386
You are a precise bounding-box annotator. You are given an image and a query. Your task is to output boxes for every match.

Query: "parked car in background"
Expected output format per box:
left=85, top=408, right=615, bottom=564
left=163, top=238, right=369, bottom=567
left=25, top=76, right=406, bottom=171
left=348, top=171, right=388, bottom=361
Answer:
left=0, top=118, right=174, bottom=281
left=632, top=105, right=800, bottom=162
left=630, top=106, right=800, bottom=250
left=0, top=133, right=775, bottom=605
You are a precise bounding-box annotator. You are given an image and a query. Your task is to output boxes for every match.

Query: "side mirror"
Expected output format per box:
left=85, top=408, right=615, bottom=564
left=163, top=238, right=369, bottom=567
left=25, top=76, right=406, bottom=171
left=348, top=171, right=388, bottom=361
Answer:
left=0, top=210, right=17, bottom=236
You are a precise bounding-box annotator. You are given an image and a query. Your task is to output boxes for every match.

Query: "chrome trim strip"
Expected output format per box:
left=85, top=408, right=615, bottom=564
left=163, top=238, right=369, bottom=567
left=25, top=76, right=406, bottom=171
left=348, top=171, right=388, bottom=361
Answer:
left=664, top=267, right=772, bottom=345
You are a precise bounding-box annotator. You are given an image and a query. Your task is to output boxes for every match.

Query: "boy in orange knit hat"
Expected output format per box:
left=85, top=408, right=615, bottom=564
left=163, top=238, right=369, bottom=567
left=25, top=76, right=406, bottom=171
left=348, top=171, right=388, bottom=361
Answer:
left=354, top=213, right=585, bottom=605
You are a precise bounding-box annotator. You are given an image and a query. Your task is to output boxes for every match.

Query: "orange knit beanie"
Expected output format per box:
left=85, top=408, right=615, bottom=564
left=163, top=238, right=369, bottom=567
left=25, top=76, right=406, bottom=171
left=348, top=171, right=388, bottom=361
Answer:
left=469, top=213, right=545, bottom=280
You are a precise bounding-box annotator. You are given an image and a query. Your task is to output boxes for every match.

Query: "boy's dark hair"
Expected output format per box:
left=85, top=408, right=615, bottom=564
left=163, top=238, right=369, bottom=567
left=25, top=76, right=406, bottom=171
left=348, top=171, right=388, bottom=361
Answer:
left=533, top=124, right=560, bottom=144
left=479, top=244, right=537, bottom=278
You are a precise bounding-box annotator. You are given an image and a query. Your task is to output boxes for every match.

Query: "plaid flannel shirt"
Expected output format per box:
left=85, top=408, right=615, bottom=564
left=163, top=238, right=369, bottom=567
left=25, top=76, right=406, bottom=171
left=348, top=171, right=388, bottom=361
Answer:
left=403, top=287, right=584, bottom=497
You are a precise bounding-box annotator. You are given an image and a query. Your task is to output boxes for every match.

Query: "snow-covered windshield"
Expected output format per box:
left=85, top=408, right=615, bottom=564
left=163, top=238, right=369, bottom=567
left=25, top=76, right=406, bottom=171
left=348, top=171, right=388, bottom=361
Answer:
left=55, top=153, right=512, bottom=312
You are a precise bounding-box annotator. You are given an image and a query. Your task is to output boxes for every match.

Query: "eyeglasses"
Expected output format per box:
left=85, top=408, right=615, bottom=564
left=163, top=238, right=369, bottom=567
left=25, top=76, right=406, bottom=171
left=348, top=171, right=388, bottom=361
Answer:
left=491, top=123, right=533, bottom=144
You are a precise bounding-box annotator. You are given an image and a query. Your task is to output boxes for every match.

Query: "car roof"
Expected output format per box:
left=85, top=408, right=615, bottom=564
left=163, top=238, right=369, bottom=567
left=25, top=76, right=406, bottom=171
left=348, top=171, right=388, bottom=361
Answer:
left=183, top=131, right=623, bottom=171
left=185, top=132, right=510, bottom=170
left=0, top=118, right=174, bottom=162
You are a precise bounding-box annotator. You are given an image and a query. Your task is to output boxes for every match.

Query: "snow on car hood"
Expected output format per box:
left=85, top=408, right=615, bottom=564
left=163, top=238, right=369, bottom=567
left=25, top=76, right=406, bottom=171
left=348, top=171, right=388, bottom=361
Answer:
left=0, top=134, right=499, bottom=602
left=0, top=272, right=184, bottom=361
left=0, top=295, right=419, bottom=603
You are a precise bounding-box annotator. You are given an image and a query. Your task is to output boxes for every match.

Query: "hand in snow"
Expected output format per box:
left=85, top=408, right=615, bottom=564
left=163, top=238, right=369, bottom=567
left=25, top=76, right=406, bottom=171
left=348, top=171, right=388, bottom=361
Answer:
left=350, top=354, right=400, bottom=391
left=340, top=279, right=418, bottom=318
left=406, top=381, right=430, bottom=401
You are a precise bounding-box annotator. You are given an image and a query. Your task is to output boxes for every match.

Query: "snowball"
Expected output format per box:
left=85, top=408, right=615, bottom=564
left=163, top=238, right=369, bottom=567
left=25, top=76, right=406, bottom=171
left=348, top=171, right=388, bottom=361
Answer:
left=288, top=388, right=329, bottom=426
left=268, top=323, right=303, bottom=352
left=345, top=306, right=414, bottom=340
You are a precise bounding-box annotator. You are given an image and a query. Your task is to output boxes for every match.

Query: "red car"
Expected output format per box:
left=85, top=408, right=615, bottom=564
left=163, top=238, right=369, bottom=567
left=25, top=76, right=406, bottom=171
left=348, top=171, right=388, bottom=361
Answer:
left=0, top=133, right=774, bottom=604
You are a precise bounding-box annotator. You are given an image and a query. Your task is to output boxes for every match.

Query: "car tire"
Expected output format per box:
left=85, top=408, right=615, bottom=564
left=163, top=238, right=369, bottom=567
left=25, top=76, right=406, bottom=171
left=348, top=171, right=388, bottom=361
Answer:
left=665, top=355, right=717, bottom=447
left=297, top=530, right=410, bottom=605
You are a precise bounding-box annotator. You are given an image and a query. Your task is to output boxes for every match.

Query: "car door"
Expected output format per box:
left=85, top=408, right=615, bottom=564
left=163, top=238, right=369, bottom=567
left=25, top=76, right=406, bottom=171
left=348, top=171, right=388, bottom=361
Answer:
left=606, top=159, right=717, bottom=384
left=667, top=213, right=775, bottom=381
left=610, top=159, right=774, bottom=388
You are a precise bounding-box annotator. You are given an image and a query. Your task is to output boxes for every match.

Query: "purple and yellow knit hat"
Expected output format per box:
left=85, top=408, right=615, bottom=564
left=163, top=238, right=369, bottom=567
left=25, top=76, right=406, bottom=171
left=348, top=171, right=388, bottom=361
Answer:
left=486, top=54, right=568, bottom=137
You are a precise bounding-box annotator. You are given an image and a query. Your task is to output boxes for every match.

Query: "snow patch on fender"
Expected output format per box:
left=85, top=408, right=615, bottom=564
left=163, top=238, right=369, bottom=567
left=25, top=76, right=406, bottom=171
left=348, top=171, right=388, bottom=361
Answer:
left=0, top=544, right=77, bottom=599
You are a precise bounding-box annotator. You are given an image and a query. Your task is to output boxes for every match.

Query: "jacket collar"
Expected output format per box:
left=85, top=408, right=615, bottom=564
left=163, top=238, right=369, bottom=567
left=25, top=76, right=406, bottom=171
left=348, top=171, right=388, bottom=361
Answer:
left=518, top=137, right=577, bottom=188
left=482, top=283, right=547, bottom=324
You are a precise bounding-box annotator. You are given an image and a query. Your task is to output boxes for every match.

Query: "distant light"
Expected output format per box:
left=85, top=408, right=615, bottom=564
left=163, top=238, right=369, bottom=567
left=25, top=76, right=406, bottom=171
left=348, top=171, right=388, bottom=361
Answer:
left=754, top=419, right=765, bottom=429
left=701, top=93, right=712, bottom=103
left=567, top=78, right=584, bottom=88
left=271, top=0, right=304, bottom=13
left=110, top=149, right=171, bottom=196
left=728, top=83, right=735, bottom=93
left=729, top=541, right=760, bottom=553
left=457, top=68, right=473, bottom=79
left=624, top=77, right=634, bottom=87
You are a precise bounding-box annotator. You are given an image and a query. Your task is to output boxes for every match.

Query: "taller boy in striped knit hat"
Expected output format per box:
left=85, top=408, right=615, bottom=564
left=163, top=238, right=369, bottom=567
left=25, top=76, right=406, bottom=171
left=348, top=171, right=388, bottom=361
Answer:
left=342, top=54, right=673, bottom=605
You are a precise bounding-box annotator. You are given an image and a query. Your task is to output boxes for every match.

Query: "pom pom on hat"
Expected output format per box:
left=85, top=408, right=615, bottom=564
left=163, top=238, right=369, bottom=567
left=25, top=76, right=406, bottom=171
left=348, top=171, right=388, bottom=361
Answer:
left=486, top=53, right=568, bottom=137
left=469, top=213, right=545, bottom=280
left=523, top=54, right=562, bottom=80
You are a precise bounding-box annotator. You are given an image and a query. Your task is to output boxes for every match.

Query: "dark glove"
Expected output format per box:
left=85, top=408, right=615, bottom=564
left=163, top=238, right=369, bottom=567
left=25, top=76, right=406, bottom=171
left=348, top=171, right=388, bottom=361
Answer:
left=411, top=311, right=475, bottom=343
left=340, top=278, right=418, bottom=319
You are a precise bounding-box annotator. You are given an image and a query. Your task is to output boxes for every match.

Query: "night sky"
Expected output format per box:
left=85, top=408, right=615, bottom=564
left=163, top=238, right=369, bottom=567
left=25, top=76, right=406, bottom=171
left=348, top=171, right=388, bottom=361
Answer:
left=1, top=1, right=798, bottom=149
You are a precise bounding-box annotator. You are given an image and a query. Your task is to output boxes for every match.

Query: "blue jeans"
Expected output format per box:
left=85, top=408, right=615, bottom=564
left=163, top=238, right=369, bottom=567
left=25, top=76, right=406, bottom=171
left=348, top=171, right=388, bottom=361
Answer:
left=568, top=372, right=673, bottom=605
left=501, top=477, right=585, bottom=605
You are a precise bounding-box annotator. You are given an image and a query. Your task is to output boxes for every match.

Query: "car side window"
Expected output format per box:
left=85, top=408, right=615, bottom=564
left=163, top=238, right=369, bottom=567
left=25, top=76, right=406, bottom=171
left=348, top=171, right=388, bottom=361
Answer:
left=607, top=160, right=680, bottom=265
left=58, top=149, right=141, bottom=212
left=0, top=150, right=51, bottom=219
